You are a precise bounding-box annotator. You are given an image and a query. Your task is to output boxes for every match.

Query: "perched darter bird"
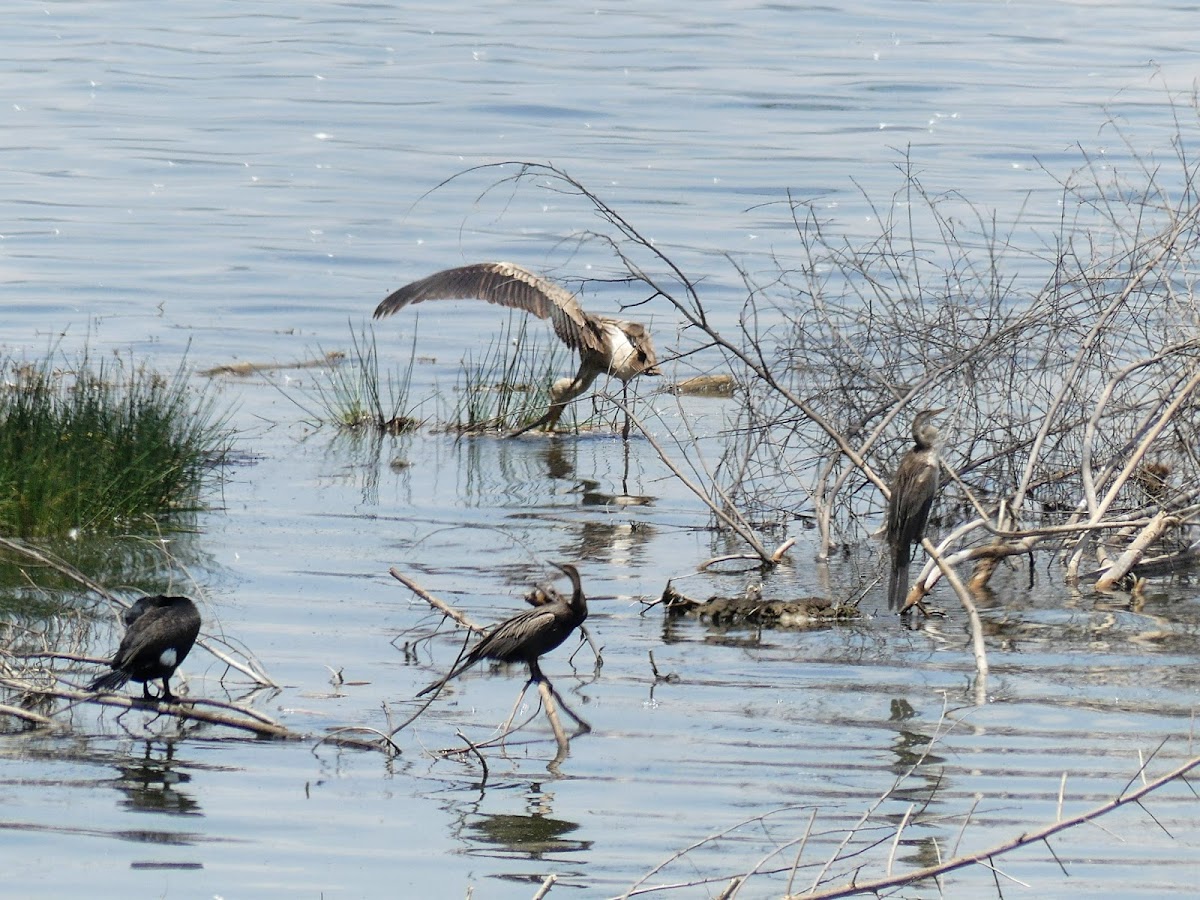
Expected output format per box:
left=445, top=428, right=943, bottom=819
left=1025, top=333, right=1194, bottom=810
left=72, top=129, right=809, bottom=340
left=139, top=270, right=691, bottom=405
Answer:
left=374, top=262, right=661, bottom=436
left=89, top=595, right=202, bottom=702
left=886, top=409, right=945, bottom=612
left=417, top=562, right=588, bottom=697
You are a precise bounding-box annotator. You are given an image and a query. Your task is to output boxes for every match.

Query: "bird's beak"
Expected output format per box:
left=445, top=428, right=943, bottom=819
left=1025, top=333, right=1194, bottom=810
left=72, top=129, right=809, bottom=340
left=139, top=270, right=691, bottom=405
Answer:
left=644, top=365, right=662, bottom=376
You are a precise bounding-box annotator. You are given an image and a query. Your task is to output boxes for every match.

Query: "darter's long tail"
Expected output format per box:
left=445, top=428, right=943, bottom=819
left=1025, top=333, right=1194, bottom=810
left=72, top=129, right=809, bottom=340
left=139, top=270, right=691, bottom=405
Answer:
left=887, top=544, right=912, bottom=611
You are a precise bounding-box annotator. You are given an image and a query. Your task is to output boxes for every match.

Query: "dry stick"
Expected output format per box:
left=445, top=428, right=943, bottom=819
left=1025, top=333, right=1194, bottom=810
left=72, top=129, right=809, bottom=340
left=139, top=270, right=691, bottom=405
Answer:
left=499, top=680, right=536, bottom=738
left=202, top=638, right=280, bottom=689
left=771, top=538, right=797, bottom=563
left=617, top=806, right=827, bottom=900
left=922, top=542, right=989, bottom=700
left=456, top=729, right=490, bottom=787
left=785, top=808, right=820, bottom=898
left=568, top=623, right=603, bottom=673
left=1011, top=206, right=1200, bottom=519
left=531, top=874, right=558, bottom=900
left=433, top=704, right=544, bottom=757
left=1070, top=365, right=1200, bottom=581
left=310, top=725, right=402, bottom=757
left=785, top=751, right=1200, bottom=900
left=619, top=813, right=793, bottom=900
left=908, top=507, right=1159, bottom=604
left=0, top=534, right=117, bottom=602
left=976, top=856, right=1031, bottom=889
left=388, top=567, right=485, bottom=633
left=698, top=538, right=795, bottom=571
left=166, top=692, right=283, bottom=726
left=625, top=408, right=772, bottom=562
left=1070, top=360, right=1200, bottom=563
left=885, top=805, right=914, bottom=877
left=1, top=674, right=392, bottom=754
left=637, top=386, right=760, bottom=539
left=11, top=681, right=290, bottom=739
left=6, top=650, right=109, bottom=666
left=1077, top=346, right=1195, bottom=521
left=538, top=679, right=569, bottom=754
left=0, top=703, right=53, bottom=726
left=382, top=566, right=484, bottom=736
left=1095, top=510, right=1181, bottom=591
left=806, top=702, right=959, bottom=894
left=729, top=809, right=821, bottom=900
left=916, top=512, right=1170, bottom=598
left=950, top=797, right=981, bottom=858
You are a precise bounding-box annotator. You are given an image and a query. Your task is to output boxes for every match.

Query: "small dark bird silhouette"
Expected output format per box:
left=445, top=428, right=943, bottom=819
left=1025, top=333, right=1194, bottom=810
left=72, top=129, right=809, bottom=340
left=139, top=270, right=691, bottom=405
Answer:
left=417, top=562, right=587, bottom=697
left=886, top=409, right=945, bottom=612
left=374, top=262, right=661, bottom=435
left=89, top=595, right=202, bottom=702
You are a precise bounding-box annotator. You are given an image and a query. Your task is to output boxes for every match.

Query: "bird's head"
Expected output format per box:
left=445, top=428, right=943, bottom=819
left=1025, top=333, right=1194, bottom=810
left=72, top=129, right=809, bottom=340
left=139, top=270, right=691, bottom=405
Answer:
left=549, top=562, right=587, bottom=618
left=911, top=408, right=945, bottom=447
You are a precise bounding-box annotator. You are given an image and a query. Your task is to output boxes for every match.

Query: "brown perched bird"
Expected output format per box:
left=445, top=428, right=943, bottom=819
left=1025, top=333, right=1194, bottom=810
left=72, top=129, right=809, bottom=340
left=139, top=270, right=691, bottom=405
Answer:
left=417, top=562, right=587, bottom=697
left=886, top=409, right=945, bottom=612
left=374, top=262, right=661, bottom=436
left=89, top=595, right=202, bottom=702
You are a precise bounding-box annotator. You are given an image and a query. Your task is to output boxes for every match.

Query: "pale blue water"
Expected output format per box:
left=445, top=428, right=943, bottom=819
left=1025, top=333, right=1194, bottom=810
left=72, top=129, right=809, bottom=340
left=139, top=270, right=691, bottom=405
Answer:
left=2, top=2, right=1199, bottom=897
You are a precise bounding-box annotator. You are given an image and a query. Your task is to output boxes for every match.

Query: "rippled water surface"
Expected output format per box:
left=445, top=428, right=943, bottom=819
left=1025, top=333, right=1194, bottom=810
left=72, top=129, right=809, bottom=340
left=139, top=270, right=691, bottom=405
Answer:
left=3, top=2, right=1200, bottom=898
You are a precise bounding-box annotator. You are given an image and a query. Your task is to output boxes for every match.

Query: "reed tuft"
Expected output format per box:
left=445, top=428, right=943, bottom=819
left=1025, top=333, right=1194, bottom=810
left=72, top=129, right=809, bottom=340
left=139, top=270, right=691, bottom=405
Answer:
left=0, top=351, right=229, bottom=537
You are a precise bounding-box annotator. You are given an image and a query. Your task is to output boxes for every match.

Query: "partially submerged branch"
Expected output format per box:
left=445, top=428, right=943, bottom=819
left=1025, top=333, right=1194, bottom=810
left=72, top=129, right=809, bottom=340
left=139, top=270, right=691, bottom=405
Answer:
left=788, top=749, right=1200, bottom=899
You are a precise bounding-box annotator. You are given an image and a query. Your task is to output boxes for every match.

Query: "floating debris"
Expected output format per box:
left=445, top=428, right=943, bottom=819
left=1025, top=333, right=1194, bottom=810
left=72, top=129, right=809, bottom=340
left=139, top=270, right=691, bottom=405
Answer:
left=661, top=583, right=859, bottom=628
left=668, top=373, right=736, bottom=396
left=200, top=350, right=346, bottom=378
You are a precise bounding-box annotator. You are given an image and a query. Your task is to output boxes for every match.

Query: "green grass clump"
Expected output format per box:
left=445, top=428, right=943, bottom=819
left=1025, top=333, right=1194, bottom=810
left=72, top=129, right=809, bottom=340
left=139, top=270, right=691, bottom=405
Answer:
left=314, top=323, right=419, bottom=434
left=453, top=313, right=566, bottom=433
left=0, top=352, right=229, bottom=537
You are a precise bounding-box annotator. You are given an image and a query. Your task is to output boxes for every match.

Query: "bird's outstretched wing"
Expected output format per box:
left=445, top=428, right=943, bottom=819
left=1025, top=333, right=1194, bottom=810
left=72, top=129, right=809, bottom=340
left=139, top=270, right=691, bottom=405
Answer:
left=374, top=262, right=605, bottom=356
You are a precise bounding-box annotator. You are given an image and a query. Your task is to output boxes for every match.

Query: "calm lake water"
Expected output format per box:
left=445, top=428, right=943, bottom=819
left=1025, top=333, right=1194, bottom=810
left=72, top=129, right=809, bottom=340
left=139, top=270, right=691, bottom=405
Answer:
left=4, top=2, right=1200, bottom=897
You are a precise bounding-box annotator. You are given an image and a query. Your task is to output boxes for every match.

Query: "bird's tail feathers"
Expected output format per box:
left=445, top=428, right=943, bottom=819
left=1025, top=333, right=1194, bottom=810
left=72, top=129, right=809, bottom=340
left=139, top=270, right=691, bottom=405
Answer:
left=888, top=540, right=913, bottom=611
left=416, top=657, right=478, bottom=698
left=887, top=560, right=910, bottom=611
left=88, top=669, right=131, bottom=693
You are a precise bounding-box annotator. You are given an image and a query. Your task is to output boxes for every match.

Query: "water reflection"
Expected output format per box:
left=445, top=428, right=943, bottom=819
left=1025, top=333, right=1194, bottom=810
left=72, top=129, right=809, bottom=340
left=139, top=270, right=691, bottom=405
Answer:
left=885, top=697, right=955, bottom=870
left=0, top=531, right=216, bottom=618
left=455, top=431, right=660, bottom=512
left=112, top=741, right=201, bottom=819
left=542, top=441, right=574, bottom=482
left=462, top=785, right=590, bottom=861
left=564, top=520, right=654, bottom=569
left=887, top=698, right=946, bottom=775
left=319, top=429, right=413, bottom=508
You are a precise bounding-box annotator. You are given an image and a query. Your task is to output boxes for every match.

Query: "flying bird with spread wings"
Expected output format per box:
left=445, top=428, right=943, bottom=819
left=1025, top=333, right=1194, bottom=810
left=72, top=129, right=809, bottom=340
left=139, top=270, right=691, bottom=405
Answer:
left=373, top=262, right=661, bottom=436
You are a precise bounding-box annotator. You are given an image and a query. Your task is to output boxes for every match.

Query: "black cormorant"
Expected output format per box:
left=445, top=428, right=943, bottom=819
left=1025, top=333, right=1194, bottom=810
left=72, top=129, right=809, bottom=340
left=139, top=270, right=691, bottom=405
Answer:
left=89, top=595, right=201, bottom=702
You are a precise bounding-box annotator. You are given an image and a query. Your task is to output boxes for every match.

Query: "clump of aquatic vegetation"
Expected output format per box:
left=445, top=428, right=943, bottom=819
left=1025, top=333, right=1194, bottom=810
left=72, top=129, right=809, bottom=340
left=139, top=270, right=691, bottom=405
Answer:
left=452, top=312, right=568, bottom=433
left=0, top=352, right=230, bottom=537
left=312, top=323, right=419, bottom=434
